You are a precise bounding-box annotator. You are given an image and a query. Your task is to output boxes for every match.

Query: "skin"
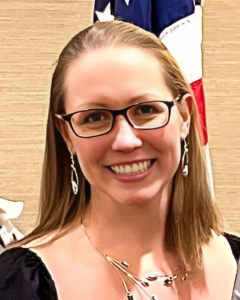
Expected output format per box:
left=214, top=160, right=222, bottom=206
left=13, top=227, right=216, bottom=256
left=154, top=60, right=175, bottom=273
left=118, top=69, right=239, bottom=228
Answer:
left=61, top=46, right=190, bottom=258
left=32, top=47, right=236, bottom=300
left=63, top=46, right=190, bottom=210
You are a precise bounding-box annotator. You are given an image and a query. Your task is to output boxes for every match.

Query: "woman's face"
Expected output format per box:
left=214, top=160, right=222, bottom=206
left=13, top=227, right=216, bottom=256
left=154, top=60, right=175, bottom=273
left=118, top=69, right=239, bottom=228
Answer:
left=62, top=47, right=190, bottom=206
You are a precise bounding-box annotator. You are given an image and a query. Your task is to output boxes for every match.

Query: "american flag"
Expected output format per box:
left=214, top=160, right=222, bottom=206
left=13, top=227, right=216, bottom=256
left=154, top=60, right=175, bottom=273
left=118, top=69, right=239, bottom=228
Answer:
left=93, top=0, right=214, bottom=195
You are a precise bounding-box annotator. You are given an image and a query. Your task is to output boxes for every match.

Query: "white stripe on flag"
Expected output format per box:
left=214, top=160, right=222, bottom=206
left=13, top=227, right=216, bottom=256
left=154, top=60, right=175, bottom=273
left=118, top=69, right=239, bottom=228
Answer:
left=160, top=6, right=203, bottom=84
left=159, top=6, right=215, bottom=198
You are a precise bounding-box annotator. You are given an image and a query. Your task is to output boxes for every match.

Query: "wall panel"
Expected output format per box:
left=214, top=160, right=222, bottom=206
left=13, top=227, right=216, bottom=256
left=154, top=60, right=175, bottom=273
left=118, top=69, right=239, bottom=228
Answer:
left=0, top=0, right=94, bottom=233
left=202, top=1, right=240, bottom=231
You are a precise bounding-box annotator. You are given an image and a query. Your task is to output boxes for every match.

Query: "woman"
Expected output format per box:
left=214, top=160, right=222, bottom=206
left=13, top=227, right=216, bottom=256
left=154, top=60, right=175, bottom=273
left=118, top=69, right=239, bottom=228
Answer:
left=0, top=21, right=237, bottom=300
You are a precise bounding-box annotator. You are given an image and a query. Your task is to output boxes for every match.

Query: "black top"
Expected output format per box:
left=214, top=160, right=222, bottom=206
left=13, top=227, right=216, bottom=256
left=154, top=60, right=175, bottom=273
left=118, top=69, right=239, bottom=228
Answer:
left=0, top=233, right=239, bottom=300
left=0, top=247, right=58, bottom=300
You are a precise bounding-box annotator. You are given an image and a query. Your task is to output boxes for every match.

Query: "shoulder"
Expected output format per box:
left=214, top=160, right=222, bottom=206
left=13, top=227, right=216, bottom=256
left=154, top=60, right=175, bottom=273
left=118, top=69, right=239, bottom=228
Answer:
left=205, top=231, right=240, bottom=262
left=202, top=232, right=237, bottom=270
left=0, top=247, right=58, bottom=300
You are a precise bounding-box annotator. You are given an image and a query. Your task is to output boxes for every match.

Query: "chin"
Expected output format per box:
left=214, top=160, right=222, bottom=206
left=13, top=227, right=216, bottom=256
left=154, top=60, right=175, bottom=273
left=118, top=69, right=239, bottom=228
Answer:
left=111, top=186, right=165, bottom=207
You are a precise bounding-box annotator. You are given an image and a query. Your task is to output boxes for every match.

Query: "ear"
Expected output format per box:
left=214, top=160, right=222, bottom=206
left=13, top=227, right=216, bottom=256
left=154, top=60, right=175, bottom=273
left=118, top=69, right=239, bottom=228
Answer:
left=179, top=93, right=192, bottom=140
left=54, top=115, right=75, bottom=154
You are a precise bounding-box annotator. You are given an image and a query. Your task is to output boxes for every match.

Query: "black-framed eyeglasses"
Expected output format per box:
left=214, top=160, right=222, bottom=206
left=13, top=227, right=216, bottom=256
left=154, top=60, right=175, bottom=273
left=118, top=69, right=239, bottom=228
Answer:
left=55, top=96, right=182, bottom=138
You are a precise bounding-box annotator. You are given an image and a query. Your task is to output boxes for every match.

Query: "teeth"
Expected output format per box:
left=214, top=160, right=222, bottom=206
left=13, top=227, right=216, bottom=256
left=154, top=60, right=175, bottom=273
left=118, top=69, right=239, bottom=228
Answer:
left=120, top=166, right=124, bottom=174
left=115, top=166, right=120, bottom=174
left=139, top=162, right=144, bottom=171
left=125, top=165, right=131, bottom=174
left=143, top=161, right=148, bottom=171
left=110, top=160, right=152, bottom=175
left=132, top=163, right=139, bottom=173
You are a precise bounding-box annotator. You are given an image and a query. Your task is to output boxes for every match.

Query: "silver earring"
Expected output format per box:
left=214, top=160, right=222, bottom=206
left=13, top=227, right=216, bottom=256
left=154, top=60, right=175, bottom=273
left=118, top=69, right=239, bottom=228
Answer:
left=70, top=153, right=79, bottom=194
left=182, top=139, right=189, bottom=177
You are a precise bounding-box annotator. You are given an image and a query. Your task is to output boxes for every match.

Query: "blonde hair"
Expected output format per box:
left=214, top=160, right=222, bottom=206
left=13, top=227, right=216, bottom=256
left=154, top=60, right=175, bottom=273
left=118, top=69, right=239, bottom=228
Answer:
left=18, top=21, right=222, bottom=266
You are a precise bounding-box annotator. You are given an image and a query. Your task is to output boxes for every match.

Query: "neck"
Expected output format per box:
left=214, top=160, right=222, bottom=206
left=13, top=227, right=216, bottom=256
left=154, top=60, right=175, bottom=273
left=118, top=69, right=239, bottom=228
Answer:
left=81, top=185, right=189, bottom=300
left=83, top=185, right=172, bottom=262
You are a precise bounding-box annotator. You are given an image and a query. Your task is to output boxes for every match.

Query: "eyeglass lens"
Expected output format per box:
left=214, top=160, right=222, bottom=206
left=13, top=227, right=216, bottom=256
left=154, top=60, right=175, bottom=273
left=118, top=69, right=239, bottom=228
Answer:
left=71, top=101, right=169, bottom=137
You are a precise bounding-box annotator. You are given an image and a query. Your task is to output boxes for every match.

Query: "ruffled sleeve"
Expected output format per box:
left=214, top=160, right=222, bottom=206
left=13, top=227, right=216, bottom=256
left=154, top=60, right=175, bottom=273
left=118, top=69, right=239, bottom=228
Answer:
left=0, top=247, right=58, bottom=300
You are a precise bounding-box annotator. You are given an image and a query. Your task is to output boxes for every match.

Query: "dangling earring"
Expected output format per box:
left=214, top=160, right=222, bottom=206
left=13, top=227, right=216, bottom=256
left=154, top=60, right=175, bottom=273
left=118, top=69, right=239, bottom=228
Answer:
left=182, top=139, right=189, bottom=177
left=70, top=153, right=79, bottom=194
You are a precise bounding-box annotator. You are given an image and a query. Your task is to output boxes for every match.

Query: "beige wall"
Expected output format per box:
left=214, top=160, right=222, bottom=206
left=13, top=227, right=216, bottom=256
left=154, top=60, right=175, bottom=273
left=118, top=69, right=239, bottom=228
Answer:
left=203, top=2, right=240, bottom=231
left=0, top=1, right=239, bottom=235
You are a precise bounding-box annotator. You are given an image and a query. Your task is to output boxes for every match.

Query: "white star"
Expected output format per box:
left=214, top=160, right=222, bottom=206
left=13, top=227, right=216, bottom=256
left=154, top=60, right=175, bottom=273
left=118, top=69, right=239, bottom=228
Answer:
left=124, top=0, right=130, bottom=5
left=95, top=3, right=114, bottom=22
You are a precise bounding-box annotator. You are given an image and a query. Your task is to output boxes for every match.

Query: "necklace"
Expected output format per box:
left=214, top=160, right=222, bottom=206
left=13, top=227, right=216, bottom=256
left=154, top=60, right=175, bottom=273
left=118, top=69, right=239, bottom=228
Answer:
left=82, top=222, right=188, bottom=300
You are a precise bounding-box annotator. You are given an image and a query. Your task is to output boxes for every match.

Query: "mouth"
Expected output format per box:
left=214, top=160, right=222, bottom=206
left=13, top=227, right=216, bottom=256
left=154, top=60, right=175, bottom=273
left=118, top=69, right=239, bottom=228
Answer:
left=108, top=159, right=155, bottom=175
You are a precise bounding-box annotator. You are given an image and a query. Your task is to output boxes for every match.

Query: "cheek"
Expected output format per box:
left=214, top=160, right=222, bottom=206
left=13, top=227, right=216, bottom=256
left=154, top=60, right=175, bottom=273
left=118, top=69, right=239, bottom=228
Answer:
left=147, top=125, right=182, bottom=164
left=73, top=138, right=107, bottom=175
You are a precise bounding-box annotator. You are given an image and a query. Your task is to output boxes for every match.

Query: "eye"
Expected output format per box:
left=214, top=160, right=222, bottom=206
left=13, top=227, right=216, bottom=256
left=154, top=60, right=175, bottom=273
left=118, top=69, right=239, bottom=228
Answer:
left=136, top=104, right=159, bottom=115
left=139, top=105, right=154, bottom=114
left=82, top=110, right=112, bottom=124
left=86, top=113, right=105, bottom=123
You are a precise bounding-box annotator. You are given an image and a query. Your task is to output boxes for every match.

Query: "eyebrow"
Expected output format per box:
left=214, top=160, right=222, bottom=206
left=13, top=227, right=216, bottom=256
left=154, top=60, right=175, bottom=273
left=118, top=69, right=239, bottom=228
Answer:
left=74, top=102, right=112, bottom=110
left=129, top=93, right=162, bottom=103
left=74, top=93, right=163, bottom=110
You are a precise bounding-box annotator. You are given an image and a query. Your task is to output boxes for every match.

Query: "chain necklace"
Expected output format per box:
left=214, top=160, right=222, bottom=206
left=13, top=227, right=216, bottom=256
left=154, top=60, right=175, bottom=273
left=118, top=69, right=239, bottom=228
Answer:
left=82, top=222, right=188, bottom=300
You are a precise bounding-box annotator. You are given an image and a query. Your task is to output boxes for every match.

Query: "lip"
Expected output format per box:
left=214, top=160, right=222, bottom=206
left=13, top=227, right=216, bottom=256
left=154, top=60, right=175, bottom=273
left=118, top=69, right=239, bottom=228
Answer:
left=105, top=159, right=156, bottom=182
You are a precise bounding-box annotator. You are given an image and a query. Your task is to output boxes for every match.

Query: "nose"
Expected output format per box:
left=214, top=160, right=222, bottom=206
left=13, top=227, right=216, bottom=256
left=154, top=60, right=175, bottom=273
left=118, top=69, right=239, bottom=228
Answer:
left=111, top=115, right=142, bottom=152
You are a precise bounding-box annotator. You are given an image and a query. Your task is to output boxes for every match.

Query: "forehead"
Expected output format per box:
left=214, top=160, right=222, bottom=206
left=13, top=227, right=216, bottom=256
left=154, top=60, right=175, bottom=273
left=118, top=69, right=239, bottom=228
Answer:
left=64, top=47, right=172, bottom=111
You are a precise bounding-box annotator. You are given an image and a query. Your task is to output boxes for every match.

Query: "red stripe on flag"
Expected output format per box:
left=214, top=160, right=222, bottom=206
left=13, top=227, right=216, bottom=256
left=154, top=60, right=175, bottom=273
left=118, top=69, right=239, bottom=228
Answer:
left=190, top=78, right=208, bottom=145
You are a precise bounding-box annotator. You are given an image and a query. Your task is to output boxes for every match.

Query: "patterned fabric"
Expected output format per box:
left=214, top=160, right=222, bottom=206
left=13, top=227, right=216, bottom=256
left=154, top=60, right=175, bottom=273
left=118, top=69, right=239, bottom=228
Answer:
left=94, top=0, right=195, bottom=36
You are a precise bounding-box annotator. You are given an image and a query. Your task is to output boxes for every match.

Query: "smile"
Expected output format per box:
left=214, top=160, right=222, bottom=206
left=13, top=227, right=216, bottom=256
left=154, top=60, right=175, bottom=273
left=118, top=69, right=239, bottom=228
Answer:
left=109, top=160, right=153, bottom=175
